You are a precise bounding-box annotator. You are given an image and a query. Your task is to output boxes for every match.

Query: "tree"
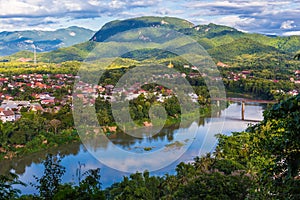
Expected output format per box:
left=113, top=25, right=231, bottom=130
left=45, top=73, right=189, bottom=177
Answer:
left=174, top=170, right=254, bottom=200
left=76, top=168, right=105, bottom=199
left=33, top=154, right=66, bottom=199
left=53, top=168, right=105, bottom=200
left=106, top=171, right=162, bottom=200
left=0, top=122, right=16, bottom=146
left=0, top=173, right=25, bottom=199
left=215, top=94, right=300, bottom=199
left=49, top=119, right=62, bottom=134
left=164, top=96, right=181, bottom=117
left=249, top=94, right=300, bottom=198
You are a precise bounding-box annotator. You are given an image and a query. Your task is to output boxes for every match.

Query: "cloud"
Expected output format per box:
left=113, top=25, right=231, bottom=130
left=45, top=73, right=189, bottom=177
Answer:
left=0, top=0, right=164, bottom=30
left=0, top=0, right=157, bottom=19
left=0, top=0, right=299, bottom=35
left=185, top=0, right=300, bottom=35
left=0, top=16, right=64, bottom=31
left=0, top=0, right=162, bottom=18
left=280, top=20, right=296, bottom=30
left=109, top=0, right=125, bottom=9
left=155, top=8, right=184, bottom=16
left=283, top=31, right=300, bottom=36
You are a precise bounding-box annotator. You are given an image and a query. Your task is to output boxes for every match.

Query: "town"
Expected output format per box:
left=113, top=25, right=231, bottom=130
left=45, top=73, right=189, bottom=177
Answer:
left=0, top=60, right=299, bottom=123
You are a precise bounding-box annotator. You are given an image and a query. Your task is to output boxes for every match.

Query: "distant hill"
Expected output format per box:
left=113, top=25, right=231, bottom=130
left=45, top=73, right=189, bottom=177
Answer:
left=0, top=26, right=95, bottom=56
left=3, top=17, right=300, bottom=63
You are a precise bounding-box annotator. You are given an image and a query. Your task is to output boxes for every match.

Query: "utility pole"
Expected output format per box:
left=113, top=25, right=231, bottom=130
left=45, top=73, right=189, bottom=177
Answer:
left=32, top=44, right=37, bottom=65
left=34, top=45, right=37, bottom=65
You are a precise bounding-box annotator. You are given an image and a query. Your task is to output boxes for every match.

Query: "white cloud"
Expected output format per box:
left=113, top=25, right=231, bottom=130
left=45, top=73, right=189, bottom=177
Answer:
left=130, top=0, right=160, bottom=7
left=155, top=8, right=184, bottom=16
left=209, top=15, right=255, bottom=27
left=282, top=31, right=300, bottom=36
left=109, top=0, right=125, bottom=9
left=186, top=0, right=300, bottom=35
left=280, top=20, right=296, bottom=30
left=0, top=0, right=299, bottom=35
left=88, top=0, right=101, bottom=6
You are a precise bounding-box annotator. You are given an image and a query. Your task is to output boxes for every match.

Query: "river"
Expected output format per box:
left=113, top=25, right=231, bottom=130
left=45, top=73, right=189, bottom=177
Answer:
left=0, top=102, right=267, bottom=195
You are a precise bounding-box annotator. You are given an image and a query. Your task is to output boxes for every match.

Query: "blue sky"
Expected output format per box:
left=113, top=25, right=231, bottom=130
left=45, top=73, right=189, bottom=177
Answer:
left=0, top=0, right=299, bottom=35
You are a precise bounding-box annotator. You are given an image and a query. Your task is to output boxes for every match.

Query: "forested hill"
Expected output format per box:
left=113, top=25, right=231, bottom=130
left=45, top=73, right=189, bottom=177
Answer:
left=0, top=26, right=95, bottom=56
left=90, top=16, right=194, bottom=42
left=2, top=16, right=300, bottom=63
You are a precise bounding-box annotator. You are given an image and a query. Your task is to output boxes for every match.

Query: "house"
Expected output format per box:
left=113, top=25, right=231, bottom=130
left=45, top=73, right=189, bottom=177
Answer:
left=0, top=78, right=8, bottom=83
left=0, top=110, right=16, bottom=122
left=39, top=94, right=55, bottom=101
left=217, top=62, right=230, bottom=68
left=1, top=100, right=30, bottom=110
left=0, top=102, right=18, bottom=111
left=17, top=57, right=32, bottom=62
left=242, top=70, right=251, bottom=75
left=189, top=93, right=198, bottom=103
left=29, top=103, right=44, bottom=112
left=41, top=99, right=55, bottom=105
left=288, top=90, right=299, bottom=96
left=191, top=66, right=198, bottom=70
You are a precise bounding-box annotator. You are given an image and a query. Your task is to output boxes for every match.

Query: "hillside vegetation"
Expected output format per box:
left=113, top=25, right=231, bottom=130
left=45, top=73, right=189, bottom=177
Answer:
left=2, top=17, right=300, bottom=65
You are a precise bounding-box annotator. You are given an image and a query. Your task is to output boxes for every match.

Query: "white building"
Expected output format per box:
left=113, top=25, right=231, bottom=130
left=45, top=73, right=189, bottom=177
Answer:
left=0, top=110, right=16, bottom=123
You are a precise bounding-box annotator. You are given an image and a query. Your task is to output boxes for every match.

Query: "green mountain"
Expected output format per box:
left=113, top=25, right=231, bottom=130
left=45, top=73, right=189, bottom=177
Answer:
left=91, top=16, right=194, bottom=42
left=3, top=17, right=300, bottom=64
left=0, top=26, right=95, bottom=56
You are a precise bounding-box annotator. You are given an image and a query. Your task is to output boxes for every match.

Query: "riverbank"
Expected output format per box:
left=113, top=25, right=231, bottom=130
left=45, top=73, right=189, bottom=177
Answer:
left=0, top=129, right=80, bottom=162
left=0, top=102, right=226, bottom=162
left=101, top=103, right=223, bottom=135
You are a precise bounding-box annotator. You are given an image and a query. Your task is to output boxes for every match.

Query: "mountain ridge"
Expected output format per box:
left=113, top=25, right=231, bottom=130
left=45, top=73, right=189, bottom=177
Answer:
left=0, top=26, right=95, bottom=56
left=91, top=16, right=194, bottom=42
left=2, top=16, right=300, bottom=63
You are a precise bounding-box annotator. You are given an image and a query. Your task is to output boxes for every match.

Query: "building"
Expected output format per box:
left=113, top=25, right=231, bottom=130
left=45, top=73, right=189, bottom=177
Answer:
left=29, top=103, right=44, bottom=112
left=0, top=110, right=16, bottom=122
left=167, top=61, right=174, bottom=68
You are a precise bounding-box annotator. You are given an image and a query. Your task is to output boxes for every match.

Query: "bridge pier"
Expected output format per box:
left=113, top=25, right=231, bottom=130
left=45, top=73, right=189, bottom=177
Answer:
left=241, top=101, right=245, bottom=120
left=211, top=97, right=277, bottom=121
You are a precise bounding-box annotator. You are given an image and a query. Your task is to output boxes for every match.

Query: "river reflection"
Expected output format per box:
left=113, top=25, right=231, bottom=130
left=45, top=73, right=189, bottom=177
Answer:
left=0, top=103, right=265, bottom=195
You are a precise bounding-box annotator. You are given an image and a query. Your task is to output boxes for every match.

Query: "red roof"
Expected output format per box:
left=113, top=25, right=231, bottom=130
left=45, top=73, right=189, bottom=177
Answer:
left=0, top=78, right=8, bottom=82
left=2, top=110, right=14, bottom=116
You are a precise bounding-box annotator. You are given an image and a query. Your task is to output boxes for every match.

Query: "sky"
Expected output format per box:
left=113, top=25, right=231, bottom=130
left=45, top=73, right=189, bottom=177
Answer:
left=0, top=0, right=299, bottom=36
